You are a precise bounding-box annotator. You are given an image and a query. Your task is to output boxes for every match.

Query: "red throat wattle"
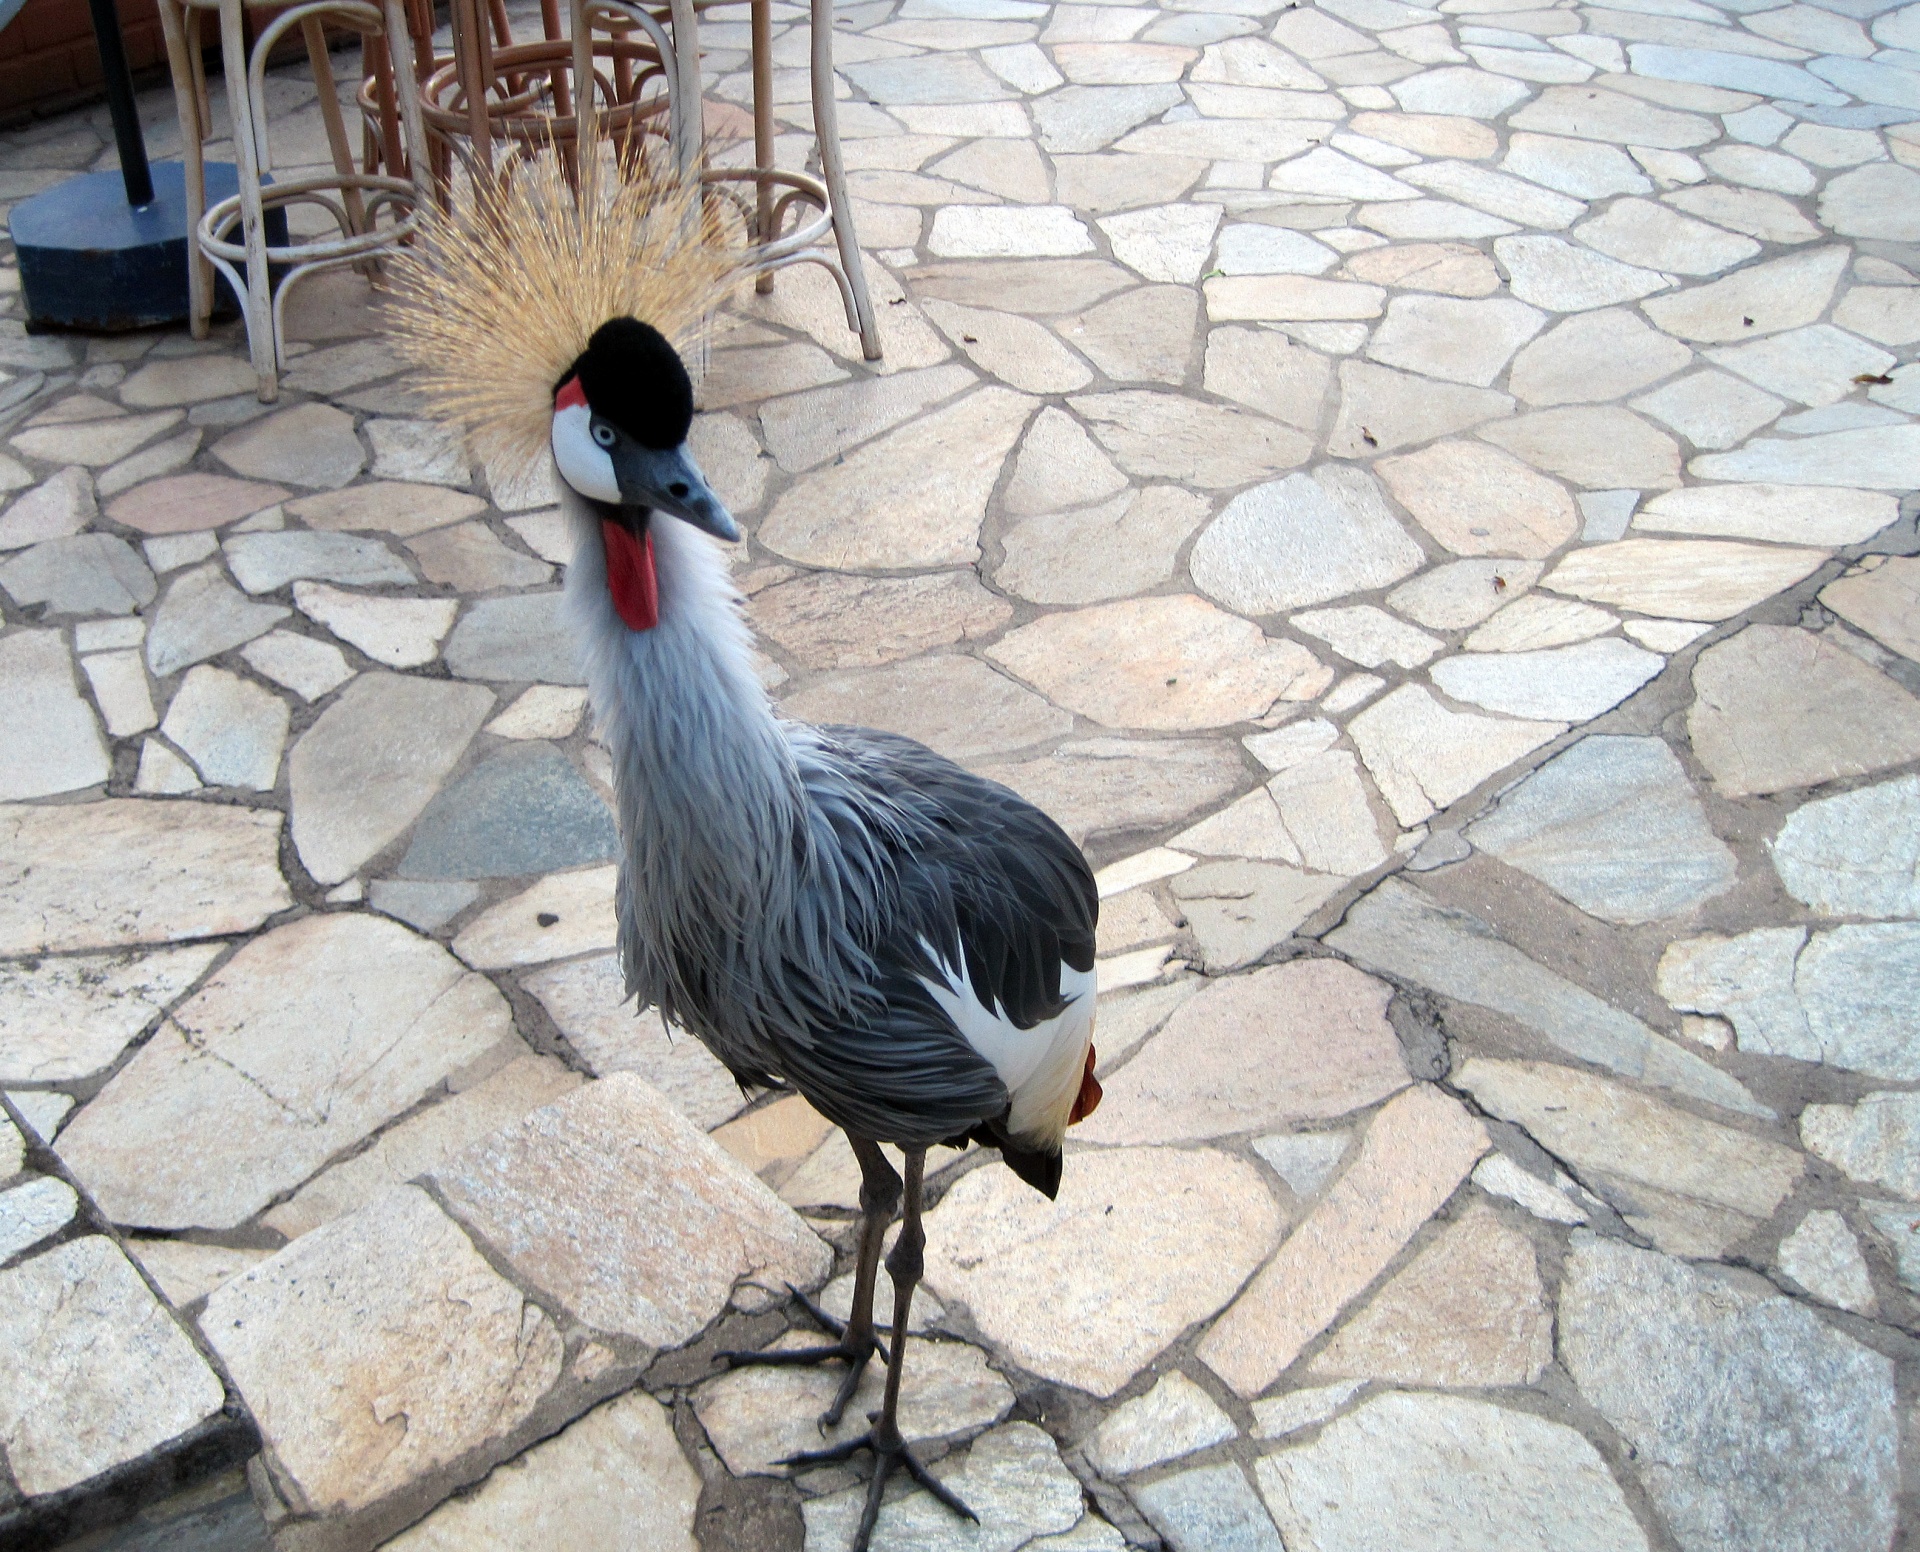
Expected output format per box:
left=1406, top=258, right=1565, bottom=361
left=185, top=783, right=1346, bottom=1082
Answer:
left=601, top=518, right=659, bottom=632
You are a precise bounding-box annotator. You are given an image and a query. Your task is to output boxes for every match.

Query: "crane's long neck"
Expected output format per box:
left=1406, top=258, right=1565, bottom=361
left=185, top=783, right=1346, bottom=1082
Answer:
left=561, top=484, right=803, bottom=958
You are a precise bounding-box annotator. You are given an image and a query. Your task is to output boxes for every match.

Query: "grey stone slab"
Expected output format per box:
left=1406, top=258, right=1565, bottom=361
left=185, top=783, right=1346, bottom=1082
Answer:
left=1626, top=43, right=1847, bottom=102
left=222, top=531, right=413, bottom=594
left=1034, top=84, right=1184, bottom=152
left=1798, top=922, right=1920, bottom=1080
left=145, top=564, right=290, bottom=677
left=397, top=742, right=617, bottom=880
left=369, top=879, right=481, bottom=932
left=1133, top=1463, right=1283, bottom=1552
left=0, top=533, right=155, bottom=614
left=1561, top=1233, right=1897, bottom=1552
left=444, top=592, right=584, bottom=684
left=1328, top=879, right=1766, bottom=1116
left=1866, top=1203, right=1920, bottom=1293
left=1770, top=774, right=1920, bottom=917
left=842, top=54, right=1014, bottom=103
left=1467, top=736, right=1736, bottom=925
left=0, top=1174, right=76, bottom=1260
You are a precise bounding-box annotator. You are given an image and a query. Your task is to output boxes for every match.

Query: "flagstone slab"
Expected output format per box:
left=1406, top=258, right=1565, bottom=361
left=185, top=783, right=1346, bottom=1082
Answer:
left=1642, top=247, right=1851, bottom=344
left=0, top=630, right=107, bottom=801
left=432, top=1074, right=829, bottom=1344
left=60, top=913, right=516, bottom=1230
left=285, top=481, right=487, bottom=538
left=1821, top=555, right=1920, bottom=662
left=1086, top=1373, right=1237, bottom=1479
left=1198, top=1085, right=1489, bottom=1397
left=1190, top=466, right=1425, bottom=614
left=977, top=737, right=1248, bottom=851
left=0, top=1174, right=78, bottom=1261
left=1771, top=774, right=1920, bottom=918
left=203, top=1185, right=564, bottom=1520
left=12, top=409, right=180, bottom=467
left=1689, top=625, right=1920, bottom=796
left=1636, top=484, right=1896, bottom=546
left=288, top=671, right=493, bottom=885
left=1135, top=1463, right=1285, bottom=1552
left=0, top=1235, right=227, bottom=1498
left=520, top=953, right=751, bottom=1129
left=264, top=1053, right=582, bottom=1241
left=0, top=943, right=221, bottom=1084
left=1170, top=860, right=1346, bottom=970
left=160, top=664, right=290, bottom=790
left=1802, top=1090, right=1920, bottom=1203
left=1430, top=638, right=1665, bottom=722
left=1072, top=390, right=1313, bottom=486
left=1, top=532, right=155, bottom=613
left=396, top=742, right=617, bottom=880
left=924, top=1146, right=1283, bottom=1396
left=0, top=465, right=94, bottom=547
left=0, top=798, right=287, bottom=956
left=997, top=487, right=1210, bottom=605
left=1377, top=441, right=1578, bottom=558
left=1544, top=540, right=1825, bottom=622
left=1327, top=360, right=1513, bottom=456
left=785, top=654, right=1072, bottom=757
left=1691, top=424, right=1920, bottom=489
left=1330, top=879, right=1765, bottom=1116
left=1346, top=686, right=1563, bottom=826
left=212, top=403, right=365, bottom=489
left=384, top=1389, right=699, bottom=1552
left=761, top=388, right=1034, bottom=569
left=1463, top=595, right=1614, bottom=652
left=1458, top=1060, right=1800, bottom=1255
left=1306, top=1204, right=1550, bottom=1387
left=1080, top=960, right=1408, bottom=1143
left=451, top=866, right=618, bottom=969
left=1561, top=1233, right=1896, bottom=1552
left=1467, top=735, right=1735, bottom=923
left=1256, top=1392, right=1649, bottom=1552
left=1493, top=234, right=1670, bottom=311
left=1818, top=162, right=1920, bottom=240
left=1777, top=1210, right=1876, bottom=1316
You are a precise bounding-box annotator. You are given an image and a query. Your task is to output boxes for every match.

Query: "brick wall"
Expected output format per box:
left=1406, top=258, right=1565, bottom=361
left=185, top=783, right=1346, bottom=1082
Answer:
left=0, top=0, right=167, bottom=121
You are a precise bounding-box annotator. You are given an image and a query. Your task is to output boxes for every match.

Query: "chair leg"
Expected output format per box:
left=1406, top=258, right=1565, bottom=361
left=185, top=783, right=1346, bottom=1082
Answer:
left=809, top=0, right=879, bottom=359
left=158, top=0, right=213, bottom=336
left=218, top=0, right=279, bottom=399
left=751, top=0, right=773, bottom=294
left=303, top=17, right=369, bottom=236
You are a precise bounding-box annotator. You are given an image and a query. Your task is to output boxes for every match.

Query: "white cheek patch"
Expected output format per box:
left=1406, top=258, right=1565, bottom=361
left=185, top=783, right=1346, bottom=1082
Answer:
left=551, top=403, right=621, bottom=503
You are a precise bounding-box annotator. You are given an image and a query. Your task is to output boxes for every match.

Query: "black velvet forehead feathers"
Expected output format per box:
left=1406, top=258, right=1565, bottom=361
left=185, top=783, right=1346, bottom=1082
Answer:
left=562, top=317, right=694, bottom=450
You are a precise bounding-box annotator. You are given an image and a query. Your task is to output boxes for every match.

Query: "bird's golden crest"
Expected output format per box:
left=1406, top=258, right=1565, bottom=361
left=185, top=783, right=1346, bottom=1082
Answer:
left=383, top=145, right=744, bottom=484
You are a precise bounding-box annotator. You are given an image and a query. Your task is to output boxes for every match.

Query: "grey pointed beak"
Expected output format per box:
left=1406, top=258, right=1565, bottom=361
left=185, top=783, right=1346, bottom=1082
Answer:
left=615, top=442, right=738, bottom=542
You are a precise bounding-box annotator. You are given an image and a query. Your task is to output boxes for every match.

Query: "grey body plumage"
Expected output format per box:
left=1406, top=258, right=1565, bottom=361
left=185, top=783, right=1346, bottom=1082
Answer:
left=564, top=486, right=1098, bottom=1178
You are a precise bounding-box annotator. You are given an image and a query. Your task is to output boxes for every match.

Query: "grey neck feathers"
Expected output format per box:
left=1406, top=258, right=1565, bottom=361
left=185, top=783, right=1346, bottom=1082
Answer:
left=560, top=482, right=810, bottom=1044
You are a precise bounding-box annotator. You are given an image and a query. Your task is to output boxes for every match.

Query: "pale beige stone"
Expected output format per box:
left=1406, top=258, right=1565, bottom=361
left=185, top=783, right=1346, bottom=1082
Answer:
left=922, top=300, right=1094, bottom=393
left=59, top=914, right=516, bottom=1230
left=1198, top=1085, right=1490, bottom=1396
left=0, top=1236, right=225, bottom=1497
left=125, top=1239, right=271, bottom=1306
left=384, top=1389, right=700, bottom=1552
left=1060, top=285, right=1200, bottom=385
left=264, top=1055, right=583, bottom=1239
left=712, top=1093, right=838, bottom=1190
left=923, top=1146, right=1284, bottom=1396
left=284, top=482, right=487, bottom=537
left=1639, top=485, right=1897, bottom=547
left=1170, top=861, right=1344, bottom=970
left=977, top=738, right=1247, bottom=849
left=996, top=487, right=1210, bottom=606
left=1327, top=361, right=1513, bottom=457
left=432, top=1074, right=829, bottom=1343
left=1343, top=241, right=1501, bottom=296
left=12, top=410, right=180, bottom=468
left=1465, top=594, right=1615, bottom=651
left=1544, top=540, right=1826, bottom=621
left=1293, top=605, right=1443, bottom=670
left=0, top=799, right=287, bottom=956
left=1480, top=406, right=1683, bottom=490
left=1204, top=328, right=1334, bottom=429
left=487, top=685, right=589, bottom=739
left=0, top=631, right=108, bottom=800
left=760, top=389, right=1035, bottom=568
left=288, top=672, right=493, bottom=885
left=752, top=570, right=1011, bottom=670
left=1002, top=406, right=1130, bottom=516
left=1348, top=686, right=1564, bottom=826
left=1084, top=1373, right=1236, bottom=1478
left=406, top=522, right=552, bottom=591
left=1351, top=110, right=1498, bottom=159
left=1457, top=1059, right=1802, bottom=1256
left=212, top=403, right=365, bottom=488
left=0, top=944, right=220, bottom=1085
left=1072, top=389, right=1312, bottom=486
left=1307, top=1204, right=1551, bottom=1385
left=119, top=354, right=257, bottom=407
left=1268, top=748, right=1394, bottom=874
left=1366, top=295, right=1544, bottom=388
left=695, top=1334, right=1012, bottom=1476
left=203, top=1186, right=563, bottom=1515
left=1079, top=960, right=1408, bottom=1144
left=1642, top=247, right=1851, bottom=344
left=1689, top=625, right=1920, bottom=797
left=784, top=655, right=1070, bottom=760
left=294, top=583, right=457, bottom=670
left=988, top=595, right=1325, bottom=730
left=452, top=866, right=619, bottom=969
left=1822, top=556, right=1920, bottom=663
left=1389, top=560, right=1544, bottom=630
left=1377, top=441, right=1578, bottom=558
left=1574, top=197, right=1758, bottom=276
left=1506, top=309, right=1695, bottom=406
left=1205, top=275, right=1386, bottom=323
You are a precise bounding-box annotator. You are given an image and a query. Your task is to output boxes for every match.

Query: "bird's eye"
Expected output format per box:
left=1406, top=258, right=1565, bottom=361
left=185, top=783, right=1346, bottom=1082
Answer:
left=592, top=423, right=617, bottom=448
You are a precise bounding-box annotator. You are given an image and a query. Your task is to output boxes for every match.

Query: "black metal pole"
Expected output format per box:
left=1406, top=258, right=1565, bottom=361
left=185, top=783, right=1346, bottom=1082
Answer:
left=85, top=0, right=155, bottom=207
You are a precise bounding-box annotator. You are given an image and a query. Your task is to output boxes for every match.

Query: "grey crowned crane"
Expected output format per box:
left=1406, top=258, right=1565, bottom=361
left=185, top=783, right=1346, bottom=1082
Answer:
left=390, top=160, right=1102, bottom=1545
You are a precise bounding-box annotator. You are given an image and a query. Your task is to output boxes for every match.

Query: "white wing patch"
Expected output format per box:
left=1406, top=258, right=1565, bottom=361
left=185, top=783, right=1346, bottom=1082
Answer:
left=920, top=945, right=1096, bottom=1151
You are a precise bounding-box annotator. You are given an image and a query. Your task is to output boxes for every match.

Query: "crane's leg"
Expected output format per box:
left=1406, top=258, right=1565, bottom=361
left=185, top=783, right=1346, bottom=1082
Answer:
left=777, top=1149, right=978, bottom=1550
left=718, top=1133, right=899, bottom=1430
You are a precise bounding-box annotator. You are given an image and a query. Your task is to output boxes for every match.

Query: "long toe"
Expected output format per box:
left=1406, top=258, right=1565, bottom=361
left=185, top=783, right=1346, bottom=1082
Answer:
left=781, top=1431, right=978, bottom=1551
left=817, top=1355, right=871, bottom=1432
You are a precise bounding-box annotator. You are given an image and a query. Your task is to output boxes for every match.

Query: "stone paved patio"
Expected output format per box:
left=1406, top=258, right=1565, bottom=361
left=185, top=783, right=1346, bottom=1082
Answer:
left=2, top=0, right=1919, bottom=1544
